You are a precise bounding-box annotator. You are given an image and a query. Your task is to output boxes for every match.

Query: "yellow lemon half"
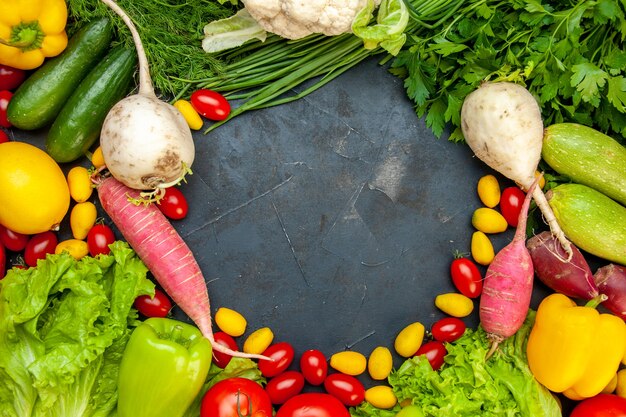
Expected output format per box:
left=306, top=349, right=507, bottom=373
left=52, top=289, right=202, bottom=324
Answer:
left=0, top=142, right=70, bottom=234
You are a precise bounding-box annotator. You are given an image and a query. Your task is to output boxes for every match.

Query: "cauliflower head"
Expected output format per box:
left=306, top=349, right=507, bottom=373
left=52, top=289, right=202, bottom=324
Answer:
left=242, top=0, right=382, bottom=39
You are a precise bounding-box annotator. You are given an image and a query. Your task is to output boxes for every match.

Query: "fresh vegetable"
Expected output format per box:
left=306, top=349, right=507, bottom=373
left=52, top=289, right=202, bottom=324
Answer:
left=157, top=186, right=189, bottom=220
left=67, top=166, right=93, bottom=203
left=470, top=231, right=494, bottom=265
left=55, top=238, right=89, bottom=260
left=69, top=201, right=97, bottom=240
left=265, top=370, right=305, bottom=405
left=0, top=90, right=11, bottom=127
left=450, top=256, right=482, bottom=298
left=527, top=293, right=626, bottom=399
left=99, top=0, right=194, bottom=192
left=0, top=129, right=8, bottom=143
left=0, top=241, right=153, bottom=417
left=133, top=288, right=172, bottom=318
left=91, top=146, right=105, bottom=169
left=431, top=317, right=466, bottom=343
left=394, top=405, right=424, bottom=417
left=594, top=264, right=626, bottom=321
left=299, top=349, right=328, bottom=386
left=0, top=239, right=5, bottom=278
left=86, top=223, right=115, bottom=256
left=543, top=123, right=626, bottom=206
left=547, top=183, right=626, bottom=265
left=0, top=141, right=70, bottom=235
left=367, top=346, right=393, bottom=380
left=324, top=372, right=366, bottom=406
left=434, top=293, right=473, bottom=318
left=243, top=326, right=274, bottom=355
left=460, top=82, right=571, bottom=256
left=117, top=317, right=212, bottom=417
left=95, top=175, right=266, bottom=360
left=394, top=321, right=425, bottom=357
left=527, top=231, right=599, bottom=300
left=7, top=18, right=113, bottom=130
left=0, top=0, right=68, bottom=70
left=499, top=187, right=525, bottom=227
left=200, top=377, right=273, bottom=417
left=330, top=350, right=367, bottom=376
left=0, top=225, right=28, bottom=252
left=215, top=306, right=248, bottom=337
left=276, top=393, right=350, bottom=417
left=471, top=207, right=508, bottom=234
left=570, top=394, right=626, bottom=417
left=476, top=174, right=500, bottom=208
left=173, top=99, right=203, bottom=130
left=46, top=45, right=137, bottom=163
left=259, top=341, right=295, bottom=377
left=365, top=386, right=397, bottom=409
left=190, top=88, right=231, bottom=121
left=618, top=370, right=626, bottom=398
left=352, top=313, right=561, bottom=417
left=479, top=179, right=536, bottom=356
left=414, top=340, right=447, bottom=371
left=212, top=332, right=239, bottom=369
left=24, top=231, right=58, bottom=267
left=0, top=64, right=26, bottom=90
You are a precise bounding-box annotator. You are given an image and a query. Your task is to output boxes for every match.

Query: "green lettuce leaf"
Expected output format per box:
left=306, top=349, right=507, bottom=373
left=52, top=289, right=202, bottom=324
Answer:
left=352, top=0, right=409, bottom=56
left=202, top=8, right=267, bottom=53
left=0, top=241, right=154, bottom=417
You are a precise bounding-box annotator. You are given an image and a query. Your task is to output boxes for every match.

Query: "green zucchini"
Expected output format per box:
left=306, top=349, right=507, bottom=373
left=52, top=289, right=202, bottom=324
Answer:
left=548, top=183, right=626, bottom=265
left=543, top=123, right=626, bottom=206
left=46, top=46, right=137, bottom=163
left=7, top=18, right=113, bottom=130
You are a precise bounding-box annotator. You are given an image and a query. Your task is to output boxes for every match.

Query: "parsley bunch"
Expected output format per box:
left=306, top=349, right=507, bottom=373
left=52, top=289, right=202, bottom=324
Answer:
left=393, top=0, right=626, bottom=143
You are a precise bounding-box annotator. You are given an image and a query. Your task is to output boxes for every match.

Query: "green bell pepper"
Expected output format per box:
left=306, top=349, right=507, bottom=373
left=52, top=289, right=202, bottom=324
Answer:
left=117, top=317, right=212, bottom=417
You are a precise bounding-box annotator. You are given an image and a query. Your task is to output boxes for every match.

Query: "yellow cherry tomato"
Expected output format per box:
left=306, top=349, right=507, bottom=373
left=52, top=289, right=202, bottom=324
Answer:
left=396, top=405, right=424, bottom=417
left=602, top=373, right=618, bottom=394
left=174, top=99, right=203, bottom=130
left=70, top=201, right=97, bottom=240
left=91, top=146, right=106, bottom=169
left=243, top=327, right=274, bottom=355
left=616, top=369, right=626, bottom=398
left=435, top=293, right=474, bottom=318
left=215, top=307, right=247, bottom=337
left=67, top=166, right=93, bottom=203
left=471, top=207, right=508, bottom=234
left=477, top=174, right=500, bottom=208
left=368, top=346, right=393, bottom=380
left=471, top=231, right=495, bottom=265
left=365, top=386, right=397, bottom=409
left=55, top=239, right=89, bottom=260
left=329, top=351, right=367, bottom=376
left=394, top=322, right=425, bottom=358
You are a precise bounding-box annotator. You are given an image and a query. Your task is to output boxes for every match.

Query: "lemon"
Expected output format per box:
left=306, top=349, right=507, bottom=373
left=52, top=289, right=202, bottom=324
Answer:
left=0, top=142, right=70, bottom=234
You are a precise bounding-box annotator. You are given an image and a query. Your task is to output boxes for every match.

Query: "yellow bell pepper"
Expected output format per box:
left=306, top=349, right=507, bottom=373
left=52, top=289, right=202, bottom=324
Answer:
left=526, top=293, right=626, bottom=399
left=0, top=0, right=68, bottom=70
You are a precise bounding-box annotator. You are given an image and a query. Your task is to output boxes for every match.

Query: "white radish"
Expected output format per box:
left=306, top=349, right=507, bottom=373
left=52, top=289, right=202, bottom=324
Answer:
left=460, top=81, right=572, bottom=257
left=99, top=0, right=195, bottom=193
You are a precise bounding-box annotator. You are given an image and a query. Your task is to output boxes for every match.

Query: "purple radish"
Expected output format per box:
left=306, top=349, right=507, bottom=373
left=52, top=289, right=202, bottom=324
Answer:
left=594, top=264, right=626, bottom=320
left=527, top=231, right=598, bottom=300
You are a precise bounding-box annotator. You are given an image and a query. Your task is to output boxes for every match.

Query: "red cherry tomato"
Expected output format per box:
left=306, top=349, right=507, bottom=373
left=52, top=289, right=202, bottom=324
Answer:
left=259, top=342, right=295, bottom=378
left=570, top=393, right=626, bottom=417
left=86, top=224, right=116, bottom=256
left=0, top=90, right=13, bottom=128
left=0, top=129, right=8, bottom=143
left=0, top=240, right=6, bottom=279
left=133, top=288, right=172, bottom=318
left=0, top=65, right=26, bottom=90
left=276, top=393, right=350, bottom=417
left=0, top=225, right=29, bottom=252
left=323, top=373, right=366, bottom=407
left=190, top=89, right=231, bottom=121
left=24, top=231, right=57, bottom=267
left=265, top=370, right=305, bottom=405
left=299, top=349, right=328, bottom=386
left=500, top=187, right=526, bottom=227
left=201, top=377, right=273, bottom=417
left=415, top=340, right=447, bottom=371
left=450, top=257, right=483, bottom=298
left=431, top=317, right=466, bottom=343
left=157, top=187, right=189, bottom=220
left=212, top=331, right=239, bottom=369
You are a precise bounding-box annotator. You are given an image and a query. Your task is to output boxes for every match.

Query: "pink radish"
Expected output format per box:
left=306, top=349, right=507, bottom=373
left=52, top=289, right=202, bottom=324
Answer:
left=96, top=175, right=267, bottom=360
left=527, top=231, right=599, bottom=300
left=479, top=178, right=538, bottom=358
left=595, top=264, right=626, bottom=320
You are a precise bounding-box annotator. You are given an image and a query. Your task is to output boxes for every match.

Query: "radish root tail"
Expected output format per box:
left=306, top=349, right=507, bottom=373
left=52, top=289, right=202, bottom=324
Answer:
left=207, top=335, right=273, bottom=362
left=531, top=187, right=573, bottom=261
left=485, top=335, right=502, bottom=360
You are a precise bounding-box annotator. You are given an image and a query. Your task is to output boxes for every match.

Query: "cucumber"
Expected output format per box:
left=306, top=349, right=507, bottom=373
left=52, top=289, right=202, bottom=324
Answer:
left=543, top=123, right=626, bottom=206
left=46, top=46, right=137, bottom=163
left=547, top=183, right=626, bottom=265
left=7, top=18, right=113, bottom=130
